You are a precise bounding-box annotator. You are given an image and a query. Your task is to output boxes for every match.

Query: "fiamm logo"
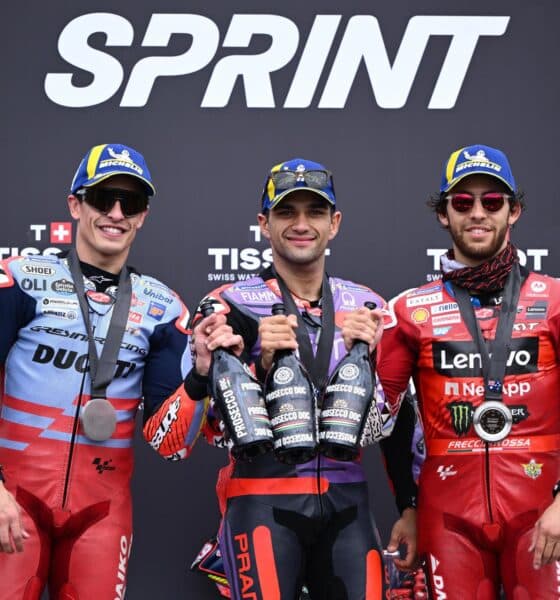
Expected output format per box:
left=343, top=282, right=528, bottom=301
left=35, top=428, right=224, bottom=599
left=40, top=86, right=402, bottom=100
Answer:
left=45, top=14, right=509, bottom=108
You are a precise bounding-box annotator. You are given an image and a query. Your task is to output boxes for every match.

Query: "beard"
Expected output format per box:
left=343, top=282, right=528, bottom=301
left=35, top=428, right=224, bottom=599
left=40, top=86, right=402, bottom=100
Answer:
left=449, top=221, right=510, bottom=264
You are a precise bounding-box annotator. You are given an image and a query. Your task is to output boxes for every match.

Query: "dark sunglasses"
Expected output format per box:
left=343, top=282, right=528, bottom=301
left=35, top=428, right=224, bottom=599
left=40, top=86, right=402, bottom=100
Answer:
left=445, top=192, right=511, bottom=213
left=271, top=169, right=331, bottom=191
left=76, top=188, right=149, bottom=217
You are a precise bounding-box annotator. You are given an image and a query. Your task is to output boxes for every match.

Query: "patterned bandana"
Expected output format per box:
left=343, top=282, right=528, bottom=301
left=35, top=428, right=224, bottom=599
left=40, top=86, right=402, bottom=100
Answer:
left=441, top=243, right=518, bottom=293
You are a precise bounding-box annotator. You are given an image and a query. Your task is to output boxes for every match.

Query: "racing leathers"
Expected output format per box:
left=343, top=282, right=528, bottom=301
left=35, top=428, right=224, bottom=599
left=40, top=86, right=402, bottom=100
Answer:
left=151, top=267, right=398, bottom=600
left=379, top=269, right=560, bottom=599
left=0, top=253, right=206, bottom=600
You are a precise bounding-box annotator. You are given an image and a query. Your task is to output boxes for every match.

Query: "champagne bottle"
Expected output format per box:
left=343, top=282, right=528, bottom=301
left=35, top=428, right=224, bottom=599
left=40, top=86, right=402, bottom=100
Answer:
left=319, top=301, right=378, bottom=461
left=200, top=300, right=273, bottom=460
left=263, top=303, right=318, bottom=464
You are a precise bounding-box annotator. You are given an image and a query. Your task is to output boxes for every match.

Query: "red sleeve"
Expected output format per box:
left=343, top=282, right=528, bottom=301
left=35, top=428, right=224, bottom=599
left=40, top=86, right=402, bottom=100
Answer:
left=378, top=291, right=420, bottom=414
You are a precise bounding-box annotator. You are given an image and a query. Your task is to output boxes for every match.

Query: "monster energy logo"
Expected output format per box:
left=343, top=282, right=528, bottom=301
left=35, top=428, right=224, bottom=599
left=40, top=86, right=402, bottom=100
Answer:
left=447, top=401, right=474, bottom=436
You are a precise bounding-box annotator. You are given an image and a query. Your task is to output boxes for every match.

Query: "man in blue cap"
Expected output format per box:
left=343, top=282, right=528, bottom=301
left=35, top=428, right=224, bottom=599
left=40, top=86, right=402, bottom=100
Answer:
left=0, top=143, right=213, bottom=599
left=158, top=157, right=415, bottom=599
left=380, top=144, right=560, bottom=598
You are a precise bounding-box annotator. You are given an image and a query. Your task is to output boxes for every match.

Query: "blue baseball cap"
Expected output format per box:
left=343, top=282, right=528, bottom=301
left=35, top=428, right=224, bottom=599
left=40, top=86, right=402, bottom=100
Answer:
left=70, top=143, right=155, bottom=196
left=261, top=158, right=336, bottom=211
left=440, top=144, right=516, bottom=193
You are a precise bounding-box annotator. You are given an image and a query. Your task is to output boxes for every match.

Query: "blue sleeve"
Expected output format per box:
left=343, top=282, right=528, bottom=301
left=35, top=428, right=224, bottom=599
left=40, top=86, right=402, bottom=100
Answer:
left=142, top=318, right=191, bottom=423
left=0, top=274, right=36, bottom=365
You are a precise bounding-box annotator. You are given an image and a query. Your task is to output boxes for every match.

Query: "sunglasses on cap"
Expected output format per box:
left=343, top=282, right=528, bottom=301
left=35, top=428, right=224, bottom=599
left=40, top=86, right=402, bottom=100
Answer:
left=445, top=192, right=511, bottom=213
left=76, top=188, right=149, bottom=218
left=271, top=169, right=332, bottom=191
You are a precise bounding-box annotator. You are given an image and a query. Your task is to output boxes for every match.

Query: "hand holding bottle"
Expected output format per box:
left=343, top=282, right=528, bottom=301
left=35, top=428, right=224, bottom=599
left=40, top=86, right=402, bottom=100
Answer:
left=258, top=310, right=299, bottom=371
left=319, top=301, right=381, bottom=461
left=341, top=304, right=384, bottom=354
left=191, top=309, right=244, bottom=376
left=200, top=301, right=273, bottom=460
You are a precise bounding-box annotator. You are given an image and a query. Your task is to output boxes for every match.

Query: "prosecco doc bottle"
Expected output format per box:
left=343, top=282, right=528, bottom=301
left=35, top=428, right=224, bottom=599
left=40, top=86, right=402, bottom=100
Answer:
left=200, top=300, right=273, bottom=460
left=319, top=301, right=379, bottom=461
left=263, top=303, right=318, bottom=464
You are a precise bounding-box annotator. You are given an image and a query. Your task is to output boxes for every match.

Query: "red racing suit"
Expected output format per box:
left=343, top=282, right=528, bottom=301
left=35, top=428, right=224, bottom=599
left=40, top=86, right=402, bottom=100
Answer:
left=149, top=267, right=403, bottom=600
left=0, top=254, right=206, bottom=600
left=379, top=270, right=560, bottom=599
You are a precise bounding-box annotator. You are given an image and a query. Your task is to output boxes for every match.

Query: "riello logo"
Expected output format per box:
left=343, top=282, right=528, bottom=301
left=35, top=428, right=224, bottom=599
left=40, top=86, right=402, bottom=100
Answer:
left=44, top=13, right=510, bottom=109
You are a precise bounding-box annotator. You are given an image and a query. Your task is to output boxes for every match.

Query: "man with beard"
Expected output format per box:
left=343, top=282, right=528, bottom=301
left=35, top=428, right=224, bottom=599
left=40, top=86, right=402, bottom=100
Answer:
left=380, top=144, right=560, bottom=598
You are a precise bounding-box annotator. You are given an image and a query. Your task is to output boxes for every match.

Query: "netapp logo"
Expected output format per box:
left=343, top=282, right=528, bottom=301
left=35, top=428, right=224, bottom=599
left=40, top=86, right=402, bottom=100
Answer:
left=432, top=338, right=539, bottom=377
left=45, top=14, right=509, bottom=109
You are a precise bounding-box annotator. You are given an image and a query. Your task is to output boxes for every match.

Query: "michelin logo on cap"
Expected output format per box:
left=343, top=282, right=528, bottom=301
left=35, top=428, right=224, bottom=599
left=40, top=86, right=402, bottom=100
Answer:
left=440, top=144, right=516, bottom=193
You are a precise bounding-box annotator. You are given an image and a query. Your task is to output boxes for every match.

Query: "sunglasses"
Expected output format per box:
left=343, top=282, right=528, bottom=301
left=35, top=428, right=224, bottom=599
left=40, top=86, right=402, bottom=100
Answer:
left=271, top=169, right=331, bottom=191
left=76, top=188, right=149, bottom=217
left=445, top=192, right=511, bottom=213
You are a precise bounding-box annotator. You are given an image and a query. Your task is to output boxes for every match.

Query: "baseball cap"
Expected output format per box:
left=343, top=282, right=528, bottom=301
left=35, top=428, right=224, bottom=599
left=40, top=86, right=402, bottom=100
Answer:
left=261, top=158, right=336, bottom=212
left=70, top=143, right=155, bottom=196
left=440, top=144, right=516, bottom=193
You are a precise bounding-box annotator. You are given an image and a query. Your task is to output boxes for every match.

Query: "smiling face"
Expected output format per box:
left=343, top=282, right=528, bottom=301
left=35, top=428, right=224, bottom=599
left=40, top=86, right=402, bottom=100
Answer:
left=257, top=190, right=341, bottom=273
left=438, top=174, right=521, bottom=267
left=67, top=175, right=148, bottom=273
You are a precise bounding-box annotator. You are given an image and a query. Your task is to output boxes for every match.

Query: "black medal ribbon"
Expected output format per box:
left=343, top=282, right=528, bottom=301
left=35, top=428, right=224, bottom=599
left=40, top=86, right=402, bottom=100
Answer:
left=452, top=263, right=521, bottom=402
left=67, top=248, right=133, bottom=399
left=271, top=267, right=334, bottom=391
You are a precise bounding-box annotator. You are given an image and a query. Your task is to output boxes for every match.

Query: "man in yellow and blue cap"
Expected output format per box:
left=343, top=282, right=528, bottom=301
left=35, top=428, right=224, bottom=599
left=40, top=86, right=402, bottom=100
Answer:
left=174, top=156, right=416, bottom=599
left=380, top=143, right=560, bottom=598
left=0, top=143, right=221, bottom=599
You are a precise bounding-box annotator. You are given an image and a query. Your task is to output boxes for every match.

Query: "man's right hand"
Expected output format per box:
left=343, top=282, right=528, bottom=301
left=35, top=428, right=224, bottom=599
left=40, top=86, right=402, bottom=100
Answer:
left=386, top=507, right=418, bottom=570
left=0, top=482, right=28, bottom=553
left=258, top=313, right=298, bottom=371
left=192, top=313, right=244, bottom=376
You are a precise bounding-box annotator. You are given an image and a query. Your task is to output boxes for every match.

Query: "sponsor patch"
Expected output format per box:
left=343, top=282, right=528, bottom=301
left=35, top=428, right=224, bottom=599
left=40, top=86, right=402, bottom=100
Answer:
left=22, top=264, right=56, bottom=276
left=411, top=307, right=430, bottom=324
left=431, top=313, right=461, bottom=326
left=51, top=278, right=76, bottom=294
left=128, top=311, right=143, bottom=324
left=522, top=458, right=543, bottom=479
left=406, top=292, right=443, bottom=307
left=433, top=326, right=451, bottom=336
left=430, top=302, right=458, bottom=315
left=147, top=301, right=166, bottom=320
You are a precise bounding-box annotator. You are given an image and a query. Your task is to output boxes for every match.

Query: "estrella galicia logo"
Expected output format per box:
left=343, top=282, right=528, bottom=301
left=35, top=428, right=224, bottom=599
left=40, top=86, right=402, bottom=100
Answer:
left=447, top=401, right=474, bottom=435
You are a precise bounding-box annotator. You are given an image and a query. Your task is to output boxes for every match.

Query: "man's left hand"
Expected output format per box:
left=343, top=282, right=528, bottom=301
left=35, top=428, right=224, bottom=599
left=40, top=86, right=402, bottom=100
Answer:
left=341, top=306, right=384, bottom=354
left=530, top=496, right=560, bottom=569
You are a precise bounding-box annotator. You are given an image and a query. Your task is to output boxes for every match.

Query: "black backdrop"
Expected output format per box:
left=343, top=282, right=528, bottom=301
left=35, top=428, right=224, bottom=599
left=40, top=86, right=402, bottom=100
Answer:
left=3, top=1, right=559, bottom=597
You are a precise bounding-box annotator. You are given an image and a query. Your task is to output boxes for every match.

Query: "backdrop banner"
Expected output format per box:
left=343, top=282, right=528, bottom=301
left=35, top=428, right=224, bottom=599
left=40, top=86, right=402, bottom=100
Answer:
left=2, top=1, right=557, bottom=597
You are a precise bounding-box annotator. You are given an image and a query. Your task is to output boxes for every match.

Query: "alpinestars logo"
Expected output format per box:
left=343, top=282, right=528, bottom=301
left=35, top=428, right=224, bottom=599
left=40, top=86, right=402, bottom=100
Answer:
left=447, top=401, right=473, bottom=436
left=44, top=14, right=509, bottom=109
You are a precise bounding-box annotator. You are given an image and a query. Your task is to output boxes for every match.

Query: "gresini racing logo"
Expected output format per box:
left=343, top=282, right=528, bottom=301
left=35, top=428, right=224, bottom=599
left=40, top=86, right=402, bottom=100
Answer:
left=45, top=14, right=509, bottom=108
left=432, top=338, right=539, bottom=377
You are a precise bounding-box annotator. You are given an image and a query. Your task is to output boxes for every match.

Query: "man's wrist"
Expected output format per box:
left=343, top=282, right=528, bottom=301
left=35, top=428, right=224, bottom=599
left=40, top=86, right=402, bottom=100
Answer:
left=183, top=369, right=210, bottom=400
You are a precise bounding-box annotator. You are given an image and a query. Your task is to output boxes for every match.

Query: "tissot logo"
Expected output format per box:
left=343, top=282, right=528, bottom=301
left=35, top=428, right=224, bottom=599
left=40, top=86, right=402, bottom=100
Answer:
left=45, top=14, right=509, bottom=109
left=432, top=338, right=539, bottom=377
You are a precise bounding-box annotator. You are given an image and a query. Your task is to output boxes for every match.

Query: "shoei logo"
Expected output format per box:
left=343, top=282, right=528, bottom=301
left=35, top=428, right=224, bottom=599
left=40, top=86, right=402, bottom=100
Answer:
left=44, top=14, right=509, bottom=109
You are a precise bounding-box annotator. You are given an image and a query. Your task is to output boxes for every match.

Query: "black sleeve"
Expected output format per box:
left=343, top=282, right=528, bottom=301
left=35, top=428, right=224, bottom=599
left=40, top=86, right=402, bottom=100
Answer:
left=380, top=394, right=419, bottom=514
left=142, top=319, right=190, bottom=423
left=0, top=279, right=36, bottom=365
